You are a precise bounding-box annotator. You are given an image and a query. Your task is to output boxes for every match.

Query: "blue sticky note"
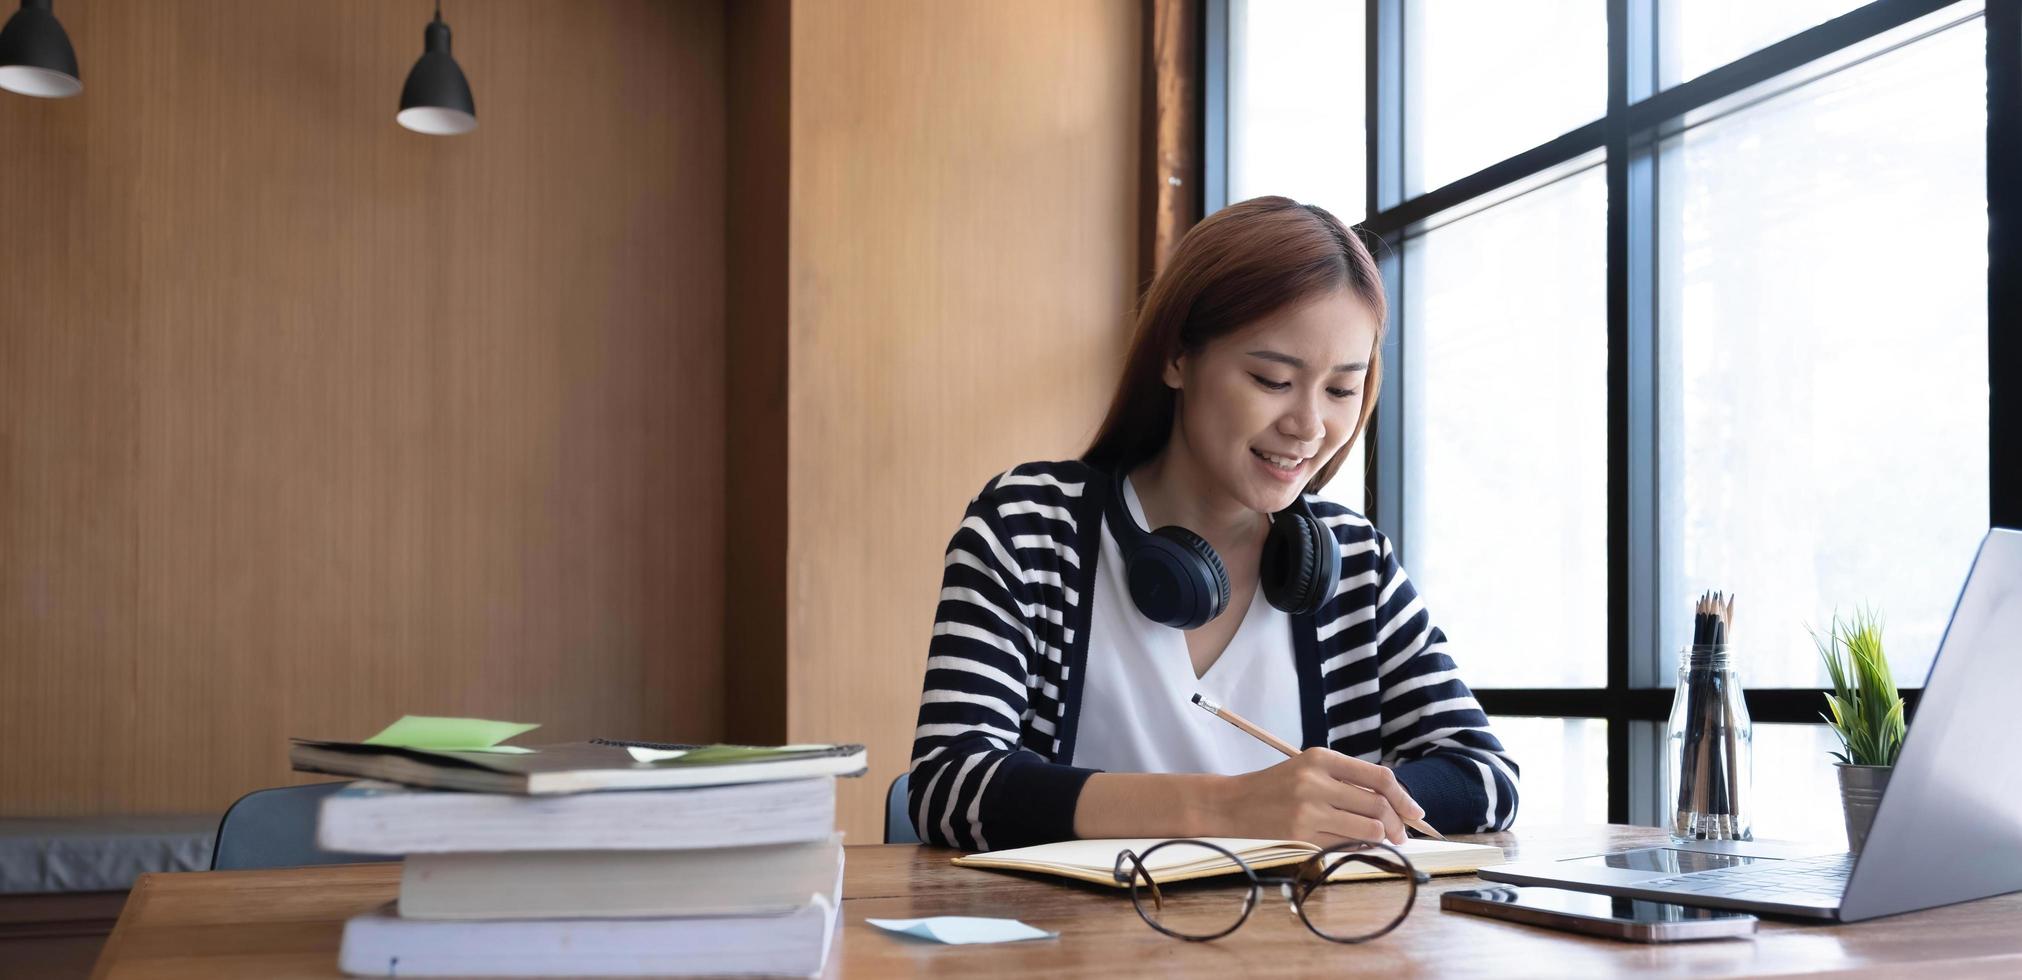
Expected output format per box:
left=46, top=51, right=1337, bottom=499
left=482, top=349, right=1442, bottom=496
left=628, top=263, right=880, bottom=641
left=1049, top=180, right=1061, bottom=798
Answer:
left=866, top=916, right=1058, bottom=945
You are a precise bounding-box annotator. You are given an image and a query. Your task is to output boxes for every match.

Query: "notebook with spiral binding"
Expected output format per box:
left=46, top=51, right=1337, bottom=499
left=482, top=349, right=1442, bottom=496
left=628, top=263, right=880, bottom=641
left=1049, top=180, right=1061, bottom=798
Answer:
left=289, top=737, right=867, bottom=795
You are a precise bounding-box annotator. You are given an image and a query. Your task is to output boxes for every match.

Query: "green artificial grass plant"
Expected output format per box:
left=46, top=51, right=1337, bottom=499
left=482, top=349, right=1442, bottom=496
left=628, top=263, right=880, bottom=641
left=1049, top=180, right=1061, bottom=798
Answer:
left=1811, top=607, right=1907, bottom=768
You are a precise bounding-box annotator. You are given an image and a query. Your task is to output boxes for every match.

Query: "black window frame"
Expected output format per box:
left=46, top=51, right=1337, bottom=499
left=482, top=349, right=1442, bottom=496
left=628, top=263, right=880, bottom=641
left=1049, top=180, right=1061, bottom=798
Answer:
left=1206, top=0, right=2017, bottom=824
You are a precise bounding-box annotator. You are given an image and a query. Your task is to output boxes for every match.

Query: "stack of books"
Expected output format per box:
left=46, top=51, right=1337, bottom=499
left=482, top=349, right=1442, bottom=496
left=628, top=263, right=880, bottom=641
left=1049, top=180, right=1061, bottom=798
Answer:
left=291, top=737, right=867, bottom=978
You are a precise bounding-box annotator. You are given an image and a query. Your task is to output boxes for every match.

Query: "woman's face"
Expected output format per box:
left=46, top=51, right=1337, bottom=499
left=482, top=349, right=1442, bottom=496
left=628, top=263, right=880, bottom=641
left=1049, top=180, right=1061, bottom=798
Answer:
left=1165, top=287, right=1379, bottom=515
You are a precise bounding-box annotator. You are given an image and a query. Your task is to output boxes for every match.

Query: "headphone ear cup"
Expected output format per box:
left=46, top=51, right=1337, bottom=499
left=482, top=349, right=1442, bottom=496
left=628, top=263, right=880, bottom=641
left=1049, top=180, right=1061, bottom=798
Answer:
left=1262, top=509, right=1339, bottom=616
left=1304, top=513, right=1340, bottom=612
left=1136, top=527, right=1230, bottom=630
left=1259, top=516, right=1307, bottom=611
left=1107, top=471, right=1230, bottom=630
left=1171, top=529, right=1232, bottom=624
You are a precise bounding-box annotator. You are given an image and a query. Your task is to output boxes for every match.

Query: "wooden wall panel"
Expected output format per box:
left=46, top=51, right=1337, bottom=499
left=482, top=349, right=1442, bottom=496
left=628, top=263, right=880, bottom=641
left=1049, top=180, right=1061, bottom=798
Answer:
left=0, top=0, right=725, bottom=817
left=787, top=0, right=1141, bottom=840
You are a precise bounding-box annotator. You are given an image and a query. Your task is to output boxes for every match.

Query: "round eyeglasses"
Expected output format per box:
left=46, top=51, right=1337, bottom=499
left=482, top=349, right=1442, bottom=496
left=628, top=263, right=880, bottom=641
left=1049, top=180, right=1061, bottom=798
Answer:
left=1111, top=839, right=1430, bottom=943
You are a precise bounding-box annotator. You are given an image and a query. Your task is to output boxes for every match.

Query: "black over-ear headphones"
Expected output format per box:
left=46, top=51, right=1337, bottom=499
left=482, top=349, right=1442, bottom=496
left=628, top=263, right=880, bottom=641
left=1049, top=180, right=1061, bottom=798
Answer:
left=1105, top=472, right=1341, bottom=630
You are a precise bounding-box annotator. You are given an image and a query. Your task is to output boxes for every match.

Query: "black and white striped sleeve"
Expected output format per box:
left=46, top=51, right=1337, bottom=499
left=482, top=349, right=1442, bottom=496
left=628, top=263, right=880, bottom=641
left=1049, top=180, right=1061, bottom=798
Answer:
left=907, top=477, right=1096, bottom=850
left=1368, top=531, right=1521, bottom=833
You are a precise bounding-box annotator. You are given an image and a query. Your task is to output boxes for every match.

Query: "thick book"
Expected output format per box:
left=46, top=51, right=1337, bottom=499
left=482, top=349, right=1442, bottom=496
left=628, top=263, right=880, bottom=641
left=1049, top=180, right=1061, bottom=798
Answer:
left=291, top=739, right=867, bottom=795
left=954, top=836, right=1506, bottom=886
left=339, top=858, right=843, bottom=978
left=398, top=835, right=844, bottom=920
left=317, top=778, right=836, bottom=854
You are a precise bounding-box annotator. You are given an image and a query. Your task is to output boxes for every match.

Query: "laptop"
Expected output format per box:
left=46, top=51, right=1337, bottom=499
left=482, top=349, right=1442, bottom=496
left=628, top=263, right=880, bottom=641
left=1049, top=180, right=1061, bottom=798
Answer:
left=1479, top=527, right=2022, bottom=922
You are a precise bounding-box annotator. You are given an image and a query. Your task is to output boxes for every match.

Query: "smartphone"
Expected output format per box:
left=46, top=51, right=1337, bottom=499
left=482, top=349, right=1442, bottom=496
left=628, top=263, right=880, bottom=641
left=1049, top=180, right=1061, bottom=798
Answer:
left=1440, top=885, right=1758, bottom=943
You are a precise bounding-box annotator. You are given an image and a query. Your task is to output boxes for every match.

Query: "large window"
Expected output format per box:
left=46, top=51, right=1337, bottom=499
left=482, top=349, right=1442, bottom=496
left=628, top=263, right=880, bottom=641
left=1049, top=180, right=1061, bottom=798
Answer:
left=1219, top=0, right=2010, bottom=838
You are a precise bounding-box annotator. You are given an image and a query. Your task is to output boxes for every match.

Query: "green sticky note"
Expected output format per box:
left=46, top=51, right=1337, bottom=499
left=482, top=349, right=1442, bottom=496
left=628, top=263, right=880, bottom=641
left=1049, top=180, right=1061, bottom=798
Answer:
left=664, top=744, right=832, bottom=764
left=362, top=716, right=540, bottom=752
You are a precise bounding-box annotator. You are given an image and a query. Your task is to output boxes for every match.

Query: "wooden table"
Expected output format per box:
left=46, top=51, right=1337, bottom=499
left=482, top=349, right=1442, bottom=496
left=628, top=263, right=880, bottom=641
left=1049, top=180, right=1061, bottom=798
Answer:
left=91, top=825, right=2022, bottom=978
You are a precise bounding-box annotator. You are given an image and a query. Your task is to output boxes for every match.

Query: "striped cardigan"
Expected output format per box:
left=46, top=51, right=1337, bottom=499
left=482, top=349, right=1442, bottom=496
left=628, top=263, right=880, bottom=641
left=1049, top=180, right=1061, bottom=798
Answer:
left=907, top=459, right=1520, bottom=850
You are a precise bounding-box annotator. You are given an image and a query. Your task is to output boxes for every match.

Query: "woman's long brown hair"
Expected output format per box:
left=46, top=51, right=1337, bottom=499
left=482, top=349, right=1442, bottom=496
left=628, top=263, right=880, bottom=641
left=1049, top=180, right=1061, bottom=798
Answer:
left=1083, top=196, right=1388, bottom=495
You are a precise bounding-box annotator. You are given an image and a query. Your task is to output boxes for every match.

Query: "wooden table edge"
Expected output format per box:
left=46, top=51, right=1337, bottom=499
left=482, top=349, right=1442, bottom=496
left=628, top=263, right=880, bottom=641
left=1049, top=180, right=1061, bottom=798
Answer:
left=88, top=870, right=157, bottom=980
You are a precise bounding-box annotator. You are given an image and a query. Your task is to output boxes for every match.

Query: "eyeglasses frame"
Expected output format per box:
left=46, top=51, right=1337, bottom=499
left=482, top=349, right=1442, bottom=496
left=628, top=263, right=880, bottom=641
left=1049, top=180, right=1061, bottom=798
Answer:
left=1110, top=838, right=1432, bottom=943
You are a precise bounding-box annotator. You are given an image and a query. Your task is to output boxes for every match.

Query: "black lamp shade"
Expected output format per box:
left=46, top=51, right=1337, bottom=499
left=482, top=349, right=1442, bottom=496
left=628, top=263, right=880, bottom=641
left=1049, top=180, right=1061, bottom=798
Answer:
left=397, top=18, right=475, bottom=135
left=0, top=0, right=81, bottom=99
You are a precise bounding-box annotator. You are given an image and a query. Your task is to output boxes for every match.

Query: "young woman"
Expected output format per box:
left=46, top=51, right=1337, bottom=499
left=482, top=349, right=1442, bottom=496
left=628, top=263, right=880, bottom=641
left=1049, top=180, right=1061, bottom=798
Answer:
left=907, top=197, right=1518, bottom=851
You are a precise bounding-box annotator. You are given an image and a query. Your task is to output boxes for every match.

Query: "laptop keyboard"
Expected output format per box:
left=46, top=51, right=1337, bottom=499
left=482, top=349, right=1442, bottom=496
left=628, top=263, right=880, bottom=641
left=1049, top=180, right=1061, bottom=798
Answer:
left=1641, top=853, right=1854, bottom=904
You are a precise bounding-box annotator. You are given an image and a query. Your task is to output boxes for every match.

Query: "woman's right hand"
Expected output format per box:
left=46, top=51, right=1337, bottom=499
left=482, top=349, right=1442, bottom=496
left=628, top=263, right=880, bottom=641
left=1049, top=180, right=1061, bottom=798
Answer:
left=1211, top=748, right=1425, bottom=846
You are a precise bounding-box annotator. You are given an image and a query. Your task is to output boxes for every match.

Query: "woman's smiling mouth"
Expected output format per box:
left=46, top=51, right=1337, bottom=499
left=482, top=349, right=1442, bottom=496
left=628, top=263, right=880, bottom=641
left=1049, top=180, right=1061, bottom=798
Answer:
left=1251, top=447, right=1309, bottom=477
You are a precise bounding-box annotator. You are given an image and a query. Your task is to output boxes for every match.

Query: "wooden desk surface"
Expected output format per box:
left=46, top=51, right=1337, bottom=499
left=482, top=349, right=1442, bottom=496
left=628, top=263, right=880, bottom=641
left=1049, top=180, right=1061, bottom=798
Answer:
left=91, top=825, right=2022, bottom=979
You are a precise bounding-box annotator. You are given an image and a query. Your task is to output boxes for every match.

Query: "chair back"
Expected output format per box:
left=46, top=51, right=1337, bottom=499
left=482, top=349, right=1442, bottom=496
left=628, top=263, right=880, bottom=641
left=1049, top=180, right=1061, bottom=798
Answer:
left=885, top=771, right=919, bottom=844
left=210, top=782, right=397, bottom=870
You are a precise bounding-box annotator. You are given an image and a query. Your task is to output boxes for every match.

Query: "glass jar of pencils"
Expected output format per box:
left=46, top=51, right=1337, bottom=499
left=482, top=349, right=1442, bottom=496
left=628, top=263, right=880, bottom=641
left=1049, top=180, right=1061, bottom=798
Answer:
left=1666, top=644, right=1754, bottom=842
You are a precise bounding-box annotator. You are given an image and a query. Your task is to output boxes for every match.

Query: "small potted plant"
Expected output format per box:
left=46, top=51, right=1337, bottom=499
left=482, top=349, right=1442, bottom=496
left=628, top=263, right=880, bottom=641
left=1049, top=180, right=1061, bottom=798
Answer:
left=1811, top=608, right=1906, bottom=853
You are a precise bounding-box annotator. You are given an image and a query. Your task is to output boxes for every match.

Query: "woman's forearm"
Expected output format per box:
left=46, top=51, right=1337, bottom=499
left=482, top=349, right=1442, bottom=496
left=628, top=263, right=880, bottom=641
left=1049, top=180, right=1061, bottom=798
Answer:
left=1072, top=771, right=1232, bottom=839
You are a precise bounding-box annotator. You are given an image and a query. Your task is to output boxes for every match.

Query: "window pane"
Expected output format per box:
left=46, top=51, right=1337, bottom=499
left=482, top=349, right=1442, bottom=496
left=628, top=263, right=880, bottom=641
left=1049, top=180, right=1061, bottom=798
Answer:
left=1229, top=0, right=1365, bottom=223
left=1729, top=724, right=1849, bottom=846
left=1490, top=716, right=1608, bottom=828
left=1657, top=19, right=1987, bottom=688
left=1658, top=0, right=1868, bottom=89
left=1405, top=0, right=1606, bottom=195
left=1403, top=168, right=1607, bottom=688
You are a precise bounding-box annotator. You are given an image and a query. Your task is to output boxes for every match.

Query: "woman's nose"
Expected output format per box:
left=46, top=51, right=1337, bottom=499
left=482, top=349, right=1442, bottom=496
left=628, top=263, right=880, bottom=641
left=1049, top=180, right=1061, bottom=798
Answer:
left=1279, top=394, right=1324, bottom=445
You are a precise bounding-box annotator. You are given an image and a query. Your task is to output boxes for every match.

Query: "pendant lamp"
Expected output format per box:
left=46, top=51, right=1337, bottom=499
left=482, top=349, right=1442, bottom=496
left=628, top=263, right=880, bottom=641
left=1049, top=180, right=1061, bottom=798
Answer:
left=0, top=0, right=80, bottom=99
left=397, top=0, right=475, bottom=135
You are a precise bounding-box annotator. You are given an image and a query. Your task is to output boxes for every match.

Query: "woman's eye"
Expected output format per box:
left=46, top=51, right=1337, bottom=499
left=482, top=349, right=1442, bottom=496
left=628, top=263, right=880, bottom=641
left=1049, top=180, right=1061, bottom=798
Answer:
left=1250, top=374, right=1292, bottom=392
left=1328, top=387, right=1360, bottom=399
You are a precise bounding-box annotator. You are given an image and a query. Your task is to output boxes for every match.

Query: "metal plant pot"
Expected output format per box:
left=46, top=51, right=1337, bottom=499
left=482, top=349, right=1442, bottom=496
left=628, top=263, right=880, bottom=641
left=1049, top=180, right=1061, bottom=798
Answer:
left=1836, top=764, right=1892, bottom=854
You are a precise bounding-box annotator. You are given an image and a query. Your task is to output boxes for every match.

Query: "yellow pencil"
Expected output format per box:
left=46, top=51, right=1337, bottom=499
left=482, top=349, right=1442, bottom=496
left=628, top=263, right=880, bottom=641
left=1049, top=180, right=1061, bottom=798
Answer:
left=1191, top=692, right=1446, bottom=841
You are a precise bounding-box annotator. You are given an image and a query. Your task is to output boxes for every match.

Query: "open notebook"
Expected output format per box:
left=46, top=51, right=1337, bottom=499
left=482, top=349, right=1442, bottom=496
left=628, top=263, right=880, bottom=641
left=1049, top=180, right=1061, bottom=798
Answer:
left=954, top=837, right=1505, bottom=887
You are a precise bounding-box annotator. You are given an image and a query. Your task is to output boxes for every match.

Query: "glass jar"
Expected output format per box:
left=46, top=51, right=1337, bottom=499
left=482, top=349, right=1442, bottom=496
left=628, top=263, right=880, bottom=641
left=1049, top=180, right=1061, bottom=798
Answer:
left=1665, top=645, right=1753, bottom=841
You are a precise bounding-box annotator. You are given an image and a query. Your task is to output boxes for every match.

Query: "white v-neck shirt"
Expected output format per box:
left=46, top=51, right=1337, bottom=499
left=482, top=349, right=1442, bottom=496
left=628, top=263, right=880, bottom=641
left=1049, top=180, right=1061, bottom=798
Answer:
left=1070, top=478, right=1305, bottom=776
